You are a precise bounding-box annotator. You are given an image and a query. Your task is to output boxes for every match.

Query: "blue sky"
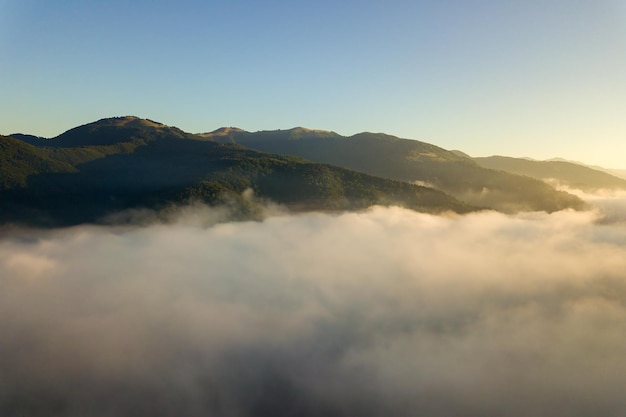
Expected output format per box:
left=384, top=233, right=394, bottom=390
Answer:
left=1, top=0, right=625, bottom=167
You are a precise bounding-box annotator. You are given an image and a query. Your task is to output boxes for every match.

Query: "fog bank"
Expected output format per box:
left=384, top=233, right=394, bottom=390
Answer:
left=1, top=202, right=626, bottom=416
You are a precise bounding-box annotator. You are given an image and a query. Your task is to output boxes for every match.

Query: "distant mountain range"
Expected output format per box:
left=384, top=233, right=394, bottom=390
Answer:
left=610, top=170, right=626, bottom=180
left=544, top=158, right=626, bottom=182
left=474, top=156, right=626, bottom=191
left=203, top=127, right=586, bottom=212
left=4, top=116, right=621, bottom=227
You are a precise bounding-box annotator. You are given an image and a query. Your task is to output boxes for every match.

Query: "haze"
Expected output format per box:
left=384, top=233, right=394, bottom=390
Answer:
left=1, top=191, right=626, bottom=416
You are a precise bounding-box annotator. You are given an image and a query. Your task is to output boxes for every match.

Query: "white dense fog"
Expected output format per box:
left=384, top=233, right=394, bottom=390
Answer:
left=2, top=193, right=626, bottom=416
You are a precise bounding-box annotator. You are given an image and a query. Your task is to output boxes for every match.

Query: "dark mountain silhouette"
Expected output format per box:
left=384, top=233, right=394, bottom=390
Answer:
left=474, top=156, right=626, bottom=191
left=8, top=133, right=50, bottom=146
left=0, top=117, right=473, bottom=227
left=203, top=127, right=585, bottom=212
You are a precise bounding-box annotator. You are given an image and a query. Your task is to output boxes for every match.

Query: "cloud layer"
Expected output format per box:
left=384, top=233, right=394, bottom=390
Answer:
left=1, top=201, right=626, bottom=416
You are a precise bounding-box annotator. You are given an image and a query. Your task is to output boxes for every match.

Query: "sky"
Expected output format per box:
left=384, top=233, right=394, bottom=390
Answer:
left=1, top=0, right=625, bottom=168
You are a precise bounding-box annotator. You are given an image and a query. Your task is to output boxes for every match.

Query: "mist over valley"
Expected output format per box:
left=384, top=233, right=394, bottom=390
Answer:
left=2, top=118, right=626, bottom=416
left=4, top=0, right=625, bottom=414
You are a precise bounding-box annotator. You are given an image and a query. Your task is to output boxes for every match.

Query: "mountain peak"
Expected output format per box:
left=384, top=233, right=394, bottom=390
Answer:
left=91, top=116, right=167, bottom=129
left=49, top=116, right=187, bottom=147
left=287, top=127, right=334, bottom=134
left=206, top=127, right=247, bottom=136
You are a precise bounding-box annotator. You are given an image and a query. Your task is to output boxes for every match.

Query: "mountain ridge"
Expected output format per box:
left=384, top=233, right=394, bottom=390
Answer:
left=1, top=117, right=475, bottom=227
left=203, top=126, right=585, bottom=213
left=474, top=155, right=626, bottom=191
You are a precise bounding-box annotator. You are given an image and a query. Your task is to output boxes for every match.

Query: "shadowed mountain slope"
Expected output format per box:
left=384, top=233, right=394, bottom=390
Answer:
left=204, top=128, right=585, bottom=213
left=0, top=135, right=77, bottom=190
left=8, top=133, right=50, bottom=146
left=1, top=118, right=472, bottom=226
